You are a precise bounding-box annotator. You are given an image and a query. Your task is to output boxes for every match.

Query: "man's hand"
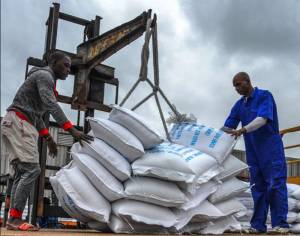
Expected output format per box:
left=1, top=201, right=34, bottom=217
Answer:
left=69, top=127, right=94, bottom=146
left=45, top=135, right=58, bottom=158
left=225, top=127, right=247, bottom=139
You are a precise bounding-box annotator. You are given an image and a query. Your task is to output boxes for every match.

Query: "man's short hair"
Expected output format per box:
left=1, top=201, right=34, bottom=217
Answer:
left=234, top=72, right=250, bottom=82
left=48, top=51, right=69, bottom=65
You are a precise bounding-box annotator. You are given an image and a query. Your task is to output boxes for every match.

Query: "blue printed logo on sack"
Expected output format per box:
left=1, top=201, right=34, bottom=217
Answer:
left=209, top=131, right=223, bottom=148
left=190, top=129, right=200, bottom=146
left=189, top=124, right=205, bottom=146
left=175, top=124, right=185, bottom=139
left=170, top=123, right=198, bottom=140
left=185, top=152, right=203, bottom=162
left=148, top=142, right=203, bottom=162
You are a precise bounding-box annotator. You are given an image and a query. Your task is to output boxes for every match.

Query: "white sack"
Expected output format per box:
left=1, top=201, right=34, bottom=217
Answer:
left=50, top=163, right=111, bottom=223
left=72, top=139, right=131, bottom=182
left=209, top=177, right=249, bottom=203
left=287, top=212, right=297, bottom=224
left=88, top=117, right=144, bottom=162
left=292, top=189, right=300, bottom=200
left=217, top=154, right=248, bottom=180
left=109, top=105, right=163, bottom=149
left=236, top=187, right=252, bottom=197
left=50, top=175, right=90, bottom=223
left=179, top=180, right=218, bottom=210
left=296, top=213, right=300, bottom=223
left=236, top=197, right=254, bottom=209
left=72, top=152, right=124, bottom=201
left=177, top=222, right=210, bottom=234
left=87, top=221, right=110, bottom=232
left=108, top=215, right=170, bottom=234
left=173, top=200, right=224, bottom=230
left=287, top=183, right=300, bottom=197
left=132, top=142, right=220, bottom=184
left=215, top=198, right=247, bottom=217
left=290, top=223, right=300, bottom=233
left=235, top=209, right=253, bottom=222
left=240, top=221, right=251, bottom=230
left=297, top=201, right=300, bottom=211
left=267, top=211, right=297, bottom=224
left=289, top=197, right=297, bottom=211
left=237, top=194, right=296, bottom=212
left=199, top=215, right=241, bottom=235
left=124, top=177, right=187, bottom=207
left=112, top=199, right=177, bottom=228
left=169, top=122, right=236, bottom=163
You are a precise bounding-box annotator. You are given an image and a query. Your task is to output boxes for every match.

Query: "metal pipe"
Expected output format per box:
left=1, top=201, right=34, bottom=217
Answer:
left=50, top=3, right=60, bottom=50
left=131, top=92, right=155, bottom=111
left=44, top=7, right=53, bottom=54
left=115, top=82, right=119, bottom=104
left=280, top=126, right=300, bottom=135
left=77, top=110, right=80, bottom=127
left=119, top=79, right=141, bottom=106
left=158, top=87, right=180, bottom=116
left=59, top=12, right=92, bottom=26
left=285, top=144, right=300, bottom=150
left=146, top=78, right=179, bottom=116
left=151, top=18, right=159, bottom=86
left=154, top=93, right=170, bottom=141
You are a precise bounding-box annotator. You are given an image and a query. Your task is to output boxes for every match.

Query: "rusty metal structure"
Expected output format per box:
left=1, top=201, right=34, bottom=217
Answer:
left=11, top=2, right=180, bottom=225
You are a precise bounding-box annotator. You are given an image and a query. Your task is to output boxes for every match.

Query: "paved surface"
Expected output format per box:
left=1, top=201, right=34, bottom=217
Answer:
left=1, top=228, right=101, bottom=236
left=1, top=228, right=299, bottom=236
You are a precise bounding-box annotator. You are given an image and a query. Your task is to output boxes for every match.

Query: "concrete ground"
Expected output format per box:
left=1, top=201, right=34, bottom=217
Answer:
left=1, top=228, right=299, bottom=236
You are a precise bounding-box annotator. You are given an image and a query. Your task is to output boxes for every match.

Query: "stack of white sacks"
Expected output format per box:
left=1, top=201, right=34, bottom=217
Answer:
left=288, top=185, right=300, bottom=233
left=236, top=183, right=300, bottom=233
left=50, top=106, right=250, bottom=234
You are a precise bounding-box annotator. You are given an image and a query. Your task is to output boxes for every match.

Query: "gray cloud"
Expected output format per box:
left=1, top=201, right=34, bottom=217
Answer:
left=1, top=0, right=299, bottom=157
left=181, top=0, right=300, bottom=59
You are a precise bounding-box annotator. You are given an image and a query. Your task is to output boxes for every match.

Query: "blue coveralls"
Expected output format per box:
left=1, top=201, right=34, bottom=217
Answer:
left=224, top=87, right=288, bottom=232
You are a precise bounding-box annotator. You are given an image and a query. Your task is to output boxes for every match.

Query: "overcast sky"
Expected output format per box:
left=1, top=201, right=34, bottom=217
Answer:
left=1, top=0, right=299, bottom=157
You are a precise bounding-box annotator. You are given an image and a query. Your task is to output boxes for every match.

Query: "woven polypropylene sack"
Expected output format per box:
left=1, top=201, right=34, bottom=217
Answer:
left=124, top=176, right=187, bottom=207
left=208, top=177, right=249, bottom=203
left=112, top=199, right=177, bottom=228
left=109, top=106, right=163, bottom=149
left=292, top=189, right=300, bottom=200
left=169, top=122, right=237, bottom=163
left=287, top=183, right=300, bottom=197
left=71, top=139, right=131, bottom=182
left=267, top=211, right=297, bottom=224
left=178, top=180, right=218, bottom=210
left=236, top=197, right=253, bottom=209
left=199, top=216, right=241, bottom=234
left=132, top=142, right=220, bottom=184
left=108, top=215, right=171, bottom=234
left=173, top=200, right=224, bottom=230
left=88, top=117, right=144, bottom=162
left=72, top=152, right=124, bottom=202
left=50, top=174, right=90, bottom=223
left=291, top=223, right=300, bottom=233
left=214, top=198, right=247, bottom=217
left=50, top=163, right=111, bottom=223
left=87, top=221, right=110, bottom=232
left=217, top=154, right=248, bottom=180
left=288, top=197, right=297, bottom=211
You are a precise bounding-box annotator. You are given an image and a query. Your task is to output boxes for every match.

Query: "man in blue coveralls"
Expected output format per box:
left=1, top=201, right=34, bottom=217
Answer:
left=222, top=72, right=289, bottom=234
